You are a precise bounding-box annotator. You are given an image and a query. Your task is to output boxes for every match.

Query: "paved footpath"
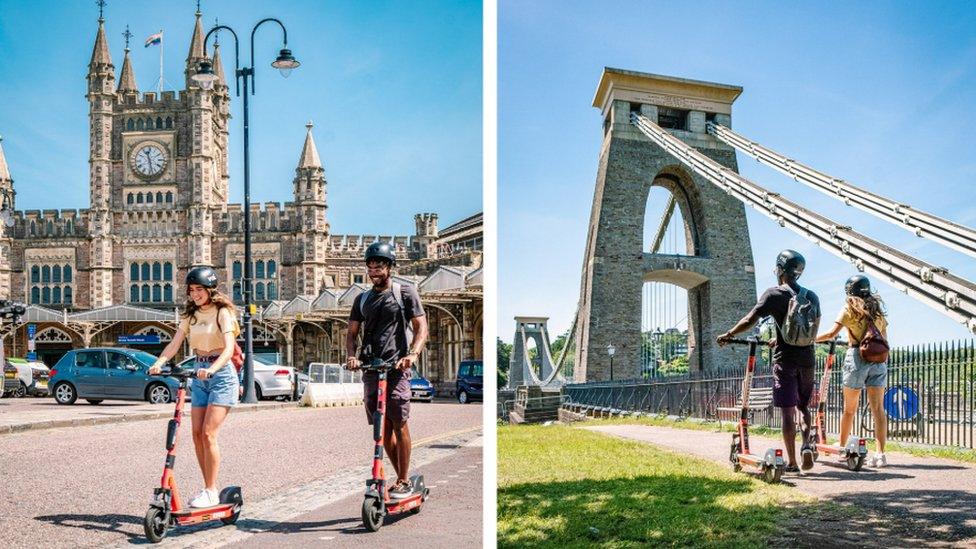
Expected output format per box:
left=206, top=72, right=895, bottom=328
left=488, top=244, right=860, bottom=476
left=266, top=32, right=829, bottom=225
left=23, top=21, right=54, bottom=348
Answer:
left=0, top=401, right=482, bottom=548
left=587, top=424, right=976, bottom=547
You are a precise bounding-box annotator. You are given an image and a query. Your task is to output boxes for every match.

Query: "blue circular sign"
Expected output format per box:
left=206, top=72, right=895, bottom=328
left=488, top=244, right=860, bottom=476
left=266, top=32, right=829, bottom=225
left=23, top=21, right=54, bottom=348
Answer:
left=883, top=386, right=919, bottom=420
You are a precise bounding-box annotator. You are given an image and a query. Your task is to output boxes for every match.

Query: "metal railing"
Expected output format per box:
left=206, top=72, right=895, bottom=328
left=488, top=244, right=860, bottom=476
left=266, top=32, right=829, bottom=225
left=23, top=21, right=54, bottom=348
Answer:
left=565, top=340, right=976, bottom=449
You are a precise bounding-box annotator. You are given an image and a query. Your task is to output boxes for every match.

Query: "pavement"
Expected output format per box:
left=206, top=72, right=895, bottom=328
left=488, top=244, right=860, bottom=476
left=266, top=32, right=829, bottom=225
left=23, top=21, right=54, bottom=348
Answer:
left=0, top=400, right=482, bottom=548
left=586, top=423, right=976, bottom=547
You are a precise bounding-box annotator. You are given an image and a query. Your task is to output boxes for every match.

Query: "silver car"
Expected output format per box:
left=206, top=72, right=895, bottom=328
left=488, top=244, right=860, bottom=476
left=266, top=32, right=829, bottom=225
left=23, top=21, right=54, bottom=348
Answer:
left=3, top=358, right=50, bottom=397
left=178, top=353, right=299, bottom=401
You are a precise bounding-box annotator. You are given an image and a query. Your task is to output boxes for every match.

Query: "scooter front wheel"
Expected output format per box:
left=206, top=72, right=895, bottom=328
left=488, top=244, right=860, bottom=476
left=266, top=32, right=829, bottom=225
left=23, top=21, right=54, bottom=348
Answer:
left=143, top=507, right=169, bottom=543
left=361, top=497, right=384, bottom=532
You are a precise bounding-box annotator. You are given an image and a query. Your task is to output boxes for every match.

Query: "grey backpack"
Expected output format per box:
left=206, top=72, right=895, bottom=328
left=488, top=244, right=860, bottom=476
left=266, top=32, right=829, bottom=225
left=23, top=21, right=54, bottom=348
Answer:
left=357, top=282, right=413, bottom=355
left=778, top=285, right=820, bottom=346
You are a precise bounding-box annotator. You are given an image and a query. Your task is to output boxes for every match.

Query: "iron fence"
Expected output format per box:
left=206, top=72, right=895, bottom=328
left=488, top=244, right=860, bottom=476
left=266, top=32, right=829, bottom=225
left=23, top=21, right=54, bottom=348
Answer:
left=565, top=340, right=976, bottom=449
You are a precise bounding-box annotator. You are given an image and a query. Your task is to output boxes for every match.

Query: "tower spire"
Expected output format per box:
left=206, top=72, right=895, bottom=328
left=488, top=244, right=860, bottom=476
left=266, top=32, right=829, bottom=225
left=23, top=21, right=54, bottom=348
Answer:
left=89, top=5, right=113, bottom=70
left=0, top=136, right=11, bottom=183
left=185, top=5, right=206, bottom=85
left=117, top=25, right=137, bottom=93
left=298, top=121, right=323, bottom=169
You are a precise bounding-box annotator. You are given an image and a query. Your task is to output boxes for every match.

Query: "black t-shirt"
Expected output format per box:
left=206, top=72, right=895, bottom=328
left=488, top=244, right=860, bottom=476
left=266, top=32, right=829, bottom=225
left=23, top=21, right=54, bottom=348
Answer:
left=749, top=284, right=820, bottom=369
left=350, top=283, right=425, bottom=379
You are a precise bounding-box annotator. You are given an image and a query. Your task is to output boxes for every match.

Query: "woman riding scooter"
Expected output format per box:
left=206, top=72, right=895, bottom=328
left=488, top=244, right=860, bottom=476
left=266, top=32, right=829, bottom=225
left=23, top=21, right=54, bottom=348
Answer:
left=149, top=266, right=241, bottom=507
left=815, top=274, right=889, bottom=467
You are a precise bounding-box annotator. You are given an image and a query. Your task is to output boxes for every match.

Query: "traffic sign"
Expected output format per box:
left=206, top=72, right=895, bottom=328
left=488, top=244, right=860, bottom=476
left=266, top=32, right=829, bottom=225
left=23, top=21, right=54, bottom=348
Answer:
left=883, top=386, right=919, bottom=420
left=118, top=335, right=160, bottom=344
left=27, top=323, right=36, bottom=339
left=26, top=351, right=37, bottom=361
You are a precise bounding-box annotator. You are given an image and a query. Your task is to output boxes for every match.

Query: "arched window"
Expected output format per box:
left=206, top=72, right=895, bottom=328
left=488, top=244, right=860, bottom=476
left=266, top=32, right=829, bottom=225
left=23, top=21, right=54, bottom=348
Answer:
left=268, top=260, right=277, bottom=277
left=141, top=262, right=150, bottom=281
left=255, top=260, right=265, bottom=279
left=232, top=261, right=242, bottom=280
left=30, top=287, right=39, bottom=304
left=146, top=193, right=154, bottom=203
left=42, top=287, right=50, bottom=304
left=64, top=265, right=72, bottom=282
left=130, top=285, right=139, bottom=302
left=136, top=118, right=144, bottom=131
left=152, top=262, right=161, bottom=281
left=165, top=191, right=173, bottom=203
left=127, top=118, right=135, bottom=131
left=163, top=262, right=173, bottom=280
left=163, top=284, right=173, bottom=302
left=141, top=284, right=150, bottom=302
left=46, top=220, right=53, bottom=235
left=156, top=117, right=163, bottom=129
left=267, top=281, right=277, bottom=300
left=66, top=219, right=73, bottom=235
left=127, top=193, right=134, bottom=205
left=52, top=286, right=61, bottom=304
left=42, top=265, right=50, bottom=283
left=130, top=263, right=139, bottom=281
left=30, top=265, right=39, bottom=283
left=64, top=286, right=72, bottom=304
left=29, top=220, right=35, bottom=236
left=156, top=192, right=163, bottom=203
left=152, top=284, right=162, bottom=302
left=233, top=282, right=242, bottom=302
left=137, top=193, right=144, bottom=204
left=52, top=265, right=61, bottom=283
left=256, top=282, right=265, bottom=301
left=145, top=117, right=153, bottom=130
left=165, top=116, right=173, bottom=129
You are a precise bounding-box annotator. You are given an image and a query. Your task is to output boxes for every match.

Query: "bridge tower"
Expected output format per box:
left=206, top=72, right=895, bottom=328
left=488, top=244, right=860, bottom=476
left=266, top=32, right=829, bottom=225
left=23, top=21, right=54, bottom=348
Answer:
left=574, top=68, right=757, bottom=380
left=506, top=316, right=558, bottom=388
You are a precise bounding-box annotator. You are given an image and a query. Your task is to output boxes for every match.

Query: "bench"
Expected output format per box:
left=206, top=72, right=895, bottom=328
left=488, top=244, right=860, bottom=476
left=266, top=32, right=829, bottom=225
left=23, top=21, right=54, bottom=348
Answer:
left=716, top=387, right=774, bottom=427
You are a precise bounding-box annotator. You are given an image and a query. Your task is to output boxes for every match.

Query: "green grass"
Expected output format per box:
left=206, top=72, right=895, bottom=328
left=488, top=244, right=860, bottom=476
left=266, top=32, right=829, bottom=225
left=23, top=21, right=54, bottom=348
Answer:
left=593, top=413, right=976, bottom=464
left=497, top=423, right=813, bottom=548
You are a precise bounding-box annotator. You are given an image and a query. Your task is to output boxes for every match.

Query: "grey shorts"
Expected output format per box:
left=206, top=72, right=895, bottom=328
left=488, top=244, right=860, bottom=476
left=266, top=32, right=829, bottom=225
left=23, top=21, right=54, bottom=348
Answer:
left=842, top=348, right=887, bottom=389
left=363, top=370, right=412, bottom=425
left=190, top=360, right=240, bottom=408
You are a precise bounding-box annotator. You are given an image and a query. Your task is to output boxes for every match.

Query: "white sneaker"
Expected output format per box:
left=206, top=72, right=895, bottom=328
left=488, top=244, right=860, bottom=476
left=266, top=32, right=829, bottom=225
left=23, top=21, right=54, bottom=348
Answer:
left=874, top=453, right=887, bottom=468
left=189, top=488, right=218, bottom=508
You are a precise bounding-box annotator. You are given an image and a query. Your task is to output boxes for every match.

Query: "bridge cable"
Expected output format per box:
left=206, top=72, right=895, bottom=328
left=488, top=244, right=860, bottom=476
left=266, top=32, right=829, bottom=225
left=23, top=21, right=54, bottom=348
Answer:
left=707, top=122, right=976, bottom=259
left=631, top=112, right=976, bottom=334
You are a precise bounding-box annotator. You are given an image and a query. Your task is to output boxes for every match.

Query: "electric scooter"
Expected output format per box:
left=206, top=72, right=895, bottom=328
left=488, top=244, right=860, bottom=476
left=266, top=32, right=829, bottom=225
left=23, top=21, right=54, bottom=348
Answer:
left=360, top=358, right=429, bottom=532
left=143, top=365, right=243, bottom=543
left=727, top=338, right=786, bottom=483
left=808, top=339, right=868, bottom=471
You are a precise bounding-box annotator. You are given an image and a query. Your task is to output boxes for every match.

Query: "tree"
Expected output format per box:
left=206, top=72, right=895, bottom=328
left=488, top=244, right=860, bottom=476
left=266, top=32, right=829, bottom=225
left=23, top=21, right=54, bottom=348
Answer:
left=497, top=338, right=512, bottom=386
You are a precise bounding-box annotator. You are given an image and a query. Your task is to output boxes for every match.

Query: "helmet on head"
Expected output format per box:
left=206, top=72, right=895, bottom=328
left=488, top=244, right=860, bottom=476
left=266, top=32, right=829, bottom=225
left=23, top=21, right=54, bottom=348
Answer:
left=845, top=274, right=872, bottom=298
left=774, top=249, right=806, bottom=280
left=186, top=266, right=219, bottom=289
left=364, top=241, right=396, bottom=266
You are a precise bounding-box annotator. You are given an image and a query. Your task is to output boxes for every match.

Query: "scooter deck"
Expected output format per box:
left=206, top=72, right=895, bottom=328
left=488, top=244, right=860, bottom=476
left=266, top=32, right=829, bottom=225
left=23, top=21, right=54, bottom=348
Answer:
left=172, top=504, right=238, bottom=525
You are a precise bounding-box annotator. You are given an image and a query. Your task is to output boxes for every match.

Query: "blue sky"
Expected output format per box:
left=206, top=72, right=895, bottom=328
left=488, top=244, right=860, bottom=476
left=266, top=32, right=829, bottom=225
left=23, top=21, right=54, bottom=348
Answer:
left=0, top=0, right=482, bottom=236
left=499, top=1, right=976, bottom=346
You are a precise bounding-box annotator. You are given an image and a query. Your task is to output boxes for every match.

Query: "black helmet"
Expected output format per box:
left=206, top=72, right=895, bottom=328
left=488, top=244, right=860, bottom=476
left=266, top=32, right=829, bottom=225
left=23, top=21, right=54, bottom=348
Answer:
left=365, top=241, right=396, bottom=266
left=775, top=249, right=806, bottom=280
left=186, top=266, right=219, bottom=289
left=845, top=274, right=871, bottom=297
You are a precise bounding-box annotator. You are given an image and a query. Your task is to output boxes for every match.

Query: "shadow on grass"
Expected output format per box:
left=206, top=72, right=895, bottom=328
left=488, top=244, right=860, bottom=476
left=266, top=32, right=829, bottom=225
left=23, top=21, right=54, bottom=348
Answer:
left=498, top=474, right=784, bottom=547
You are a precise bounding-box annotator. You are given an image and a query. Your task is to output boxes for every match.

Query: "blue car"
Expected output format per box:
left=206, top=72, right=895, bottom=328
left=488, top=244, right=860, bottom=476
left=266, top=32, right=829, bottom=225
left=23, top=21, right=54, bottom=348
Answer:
left=455, top=360, right=483, bottom=404
left=410, top=374, right=436, bottom=402
left=49, top=348, right=179, bottom=405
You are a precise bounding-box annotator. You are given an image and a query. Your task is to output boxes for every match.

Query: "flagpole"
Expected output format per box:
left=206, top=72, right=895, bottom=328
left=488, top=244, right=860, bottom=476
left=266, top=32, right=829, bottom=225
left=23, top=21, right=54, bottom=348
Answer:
left=158, top=30, right=164, bottom=94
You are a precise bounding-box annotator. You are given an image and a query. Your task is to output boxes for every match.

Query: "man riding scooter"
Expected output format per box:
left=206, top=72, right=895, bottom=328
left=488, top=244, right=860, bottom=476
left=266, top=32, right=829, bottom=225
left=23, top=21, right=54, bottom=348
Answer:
left=346, top=242, right=429, bottom=499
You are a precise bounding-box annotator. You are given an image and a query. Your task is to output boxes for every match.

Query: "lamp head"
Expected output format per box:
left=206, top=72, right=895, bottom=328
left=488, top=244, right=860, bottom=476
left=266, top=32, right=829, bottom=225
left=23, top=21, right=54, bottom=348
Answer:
left=271, top=48, right=300, bottom=78
left=192, top=59, right=217, bottom=90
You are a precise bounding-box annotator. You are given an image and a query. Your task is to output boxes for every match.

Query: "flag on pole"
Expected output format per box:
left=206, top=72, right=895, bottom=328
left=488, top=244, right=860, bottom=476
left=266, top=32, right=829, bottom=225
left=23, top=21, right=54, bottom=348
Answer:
left=144, top=32, right=162, bottom=47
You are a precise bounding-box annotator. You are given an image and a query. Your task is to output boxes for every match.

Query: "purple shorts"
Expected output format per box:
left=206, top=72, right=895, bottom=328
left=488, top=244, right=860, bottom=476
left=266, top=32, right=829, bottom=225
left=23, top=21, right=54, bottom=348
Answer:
left=363, top=370, right=411, bottom=425
left=772, top=363, right=814, bottom=408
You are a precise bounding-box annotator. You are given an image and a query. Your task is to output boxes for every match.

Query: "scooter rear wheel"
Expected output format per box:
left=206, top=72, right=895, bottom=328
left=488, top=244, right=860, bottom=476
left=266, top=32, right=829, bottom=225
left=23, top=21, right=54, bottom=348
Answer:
left=361, top=497, right=384, bottom=532
left=847, top=454, right=865, bottom=471
left=762, top=466, right=782, bottom=484
left=143, top=507, right=168, bottom=543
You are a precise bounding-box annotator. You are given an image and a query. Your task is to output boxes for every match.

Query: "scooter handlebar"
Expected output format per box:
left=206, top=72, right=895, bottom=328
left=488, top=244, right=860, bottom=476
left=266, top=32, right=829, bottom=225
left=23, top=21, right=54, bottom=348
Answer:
left=723, top=337, right=769, bottom=346
left=359, top=358, right=397, bottom=372
left=157, top=365, right=193, bottom=380
left=817, top=339, right=850, bottom=347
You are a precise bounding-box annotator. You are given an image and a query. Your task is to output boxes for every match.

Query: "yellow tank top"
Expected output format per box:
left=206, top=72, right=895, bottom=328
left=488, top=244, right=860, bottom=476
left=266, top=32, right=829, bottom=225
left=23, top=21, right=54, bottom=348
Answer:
left=179, top=307, right=238, bottom=353
left=835, top=306, right=888, bottom=344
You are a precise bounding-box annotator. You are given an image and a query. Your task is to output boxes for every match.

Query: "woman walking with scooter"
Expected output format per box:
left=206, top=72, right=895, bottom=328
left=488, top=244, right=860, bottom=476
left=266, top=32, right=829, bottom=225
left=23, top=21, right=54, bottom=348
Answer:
left=149, top=266, right=241, bottom=507
left=815, top=274, right=890, bottom=467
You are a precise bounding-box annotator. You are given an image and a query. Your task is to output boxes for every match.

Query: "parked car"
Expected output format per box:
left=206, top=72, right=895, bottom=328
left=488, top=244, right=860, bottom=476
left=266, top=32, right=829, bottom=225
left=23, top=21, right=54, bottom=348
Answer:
left=409, top=374, right=436, bottom=402
left=4, top=358, right=50, bottom=397
left=49, top=348, right=180, bottom=405
left=455, top=360, right=483, bottom=404
left=177, top=352, right=300, bottom=401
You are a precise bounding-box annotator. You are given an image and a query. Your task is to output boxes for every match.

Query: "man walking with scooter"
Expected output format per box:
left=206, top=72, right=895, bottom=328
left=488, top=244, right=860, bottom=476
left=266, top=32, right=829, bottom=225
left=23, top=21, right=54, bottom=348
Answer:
left=346, top=242, right=429, bottom=499
left=717, top=250, right=821, bottom=473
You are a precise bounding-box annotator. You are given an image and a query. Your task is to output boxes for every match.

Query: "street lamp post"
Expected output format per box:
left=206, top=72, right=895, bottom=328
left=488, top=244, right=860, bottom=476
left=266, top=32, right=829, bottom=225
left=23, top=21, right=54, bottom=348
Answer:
left=606, top=342, right=616, bottom=381
left=193, top=20, right=299, bottom=403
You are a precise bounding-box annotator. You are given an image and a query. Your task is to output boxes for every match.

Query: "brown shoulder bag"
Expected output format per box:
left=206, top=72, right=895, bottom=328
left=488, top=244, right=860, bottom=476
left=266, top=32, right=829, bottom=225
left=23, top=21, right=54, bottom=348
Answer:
left=859, top=317, right=889, bottom=363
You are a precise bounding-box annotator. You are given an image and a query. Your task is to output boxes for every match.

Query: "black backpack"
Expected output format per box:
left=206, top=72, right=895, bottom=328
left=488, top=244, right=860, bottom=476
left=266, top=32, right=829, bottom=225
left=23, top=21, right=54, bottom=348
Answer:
left=357, top=282, right=413, bottom=356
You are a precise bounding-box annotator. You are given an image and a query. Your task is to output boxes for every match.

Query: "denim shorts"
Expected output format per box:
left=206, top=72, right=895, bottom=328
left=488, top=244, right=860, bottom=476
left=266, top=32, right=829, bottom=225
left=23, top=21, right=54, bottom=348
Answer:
left=841, top=348, right=887, bottom=389
left=190, top=360, right=240, bottom=408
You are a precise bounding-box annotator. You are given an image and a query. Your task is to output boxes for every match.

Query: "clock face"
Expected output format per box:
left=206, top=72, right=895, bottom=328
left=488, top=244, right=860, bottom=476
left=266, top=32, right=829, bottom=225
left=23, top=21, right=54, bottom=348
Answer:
left=133, top=145, right=167, bottom=178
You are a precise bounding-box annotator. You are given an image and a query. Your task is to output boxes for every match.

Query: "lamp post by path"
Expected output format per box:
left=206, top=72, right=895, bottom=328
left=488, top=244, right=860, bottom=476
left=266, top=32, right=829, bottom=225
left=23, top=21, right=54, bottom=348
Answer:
left=606, top=342, right=616, bottom=381
left=192, top=20, right=299, bottom=403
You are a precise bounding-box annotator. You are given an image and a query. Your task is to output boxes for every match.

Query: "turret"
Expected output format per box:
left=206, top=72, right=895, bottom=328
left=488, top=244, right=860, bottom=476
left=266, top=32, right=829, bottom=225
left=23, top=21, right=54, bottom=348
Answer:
left=293, top=122, right=330, bottom=295
left=87, top=9, right=116, bottom=307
